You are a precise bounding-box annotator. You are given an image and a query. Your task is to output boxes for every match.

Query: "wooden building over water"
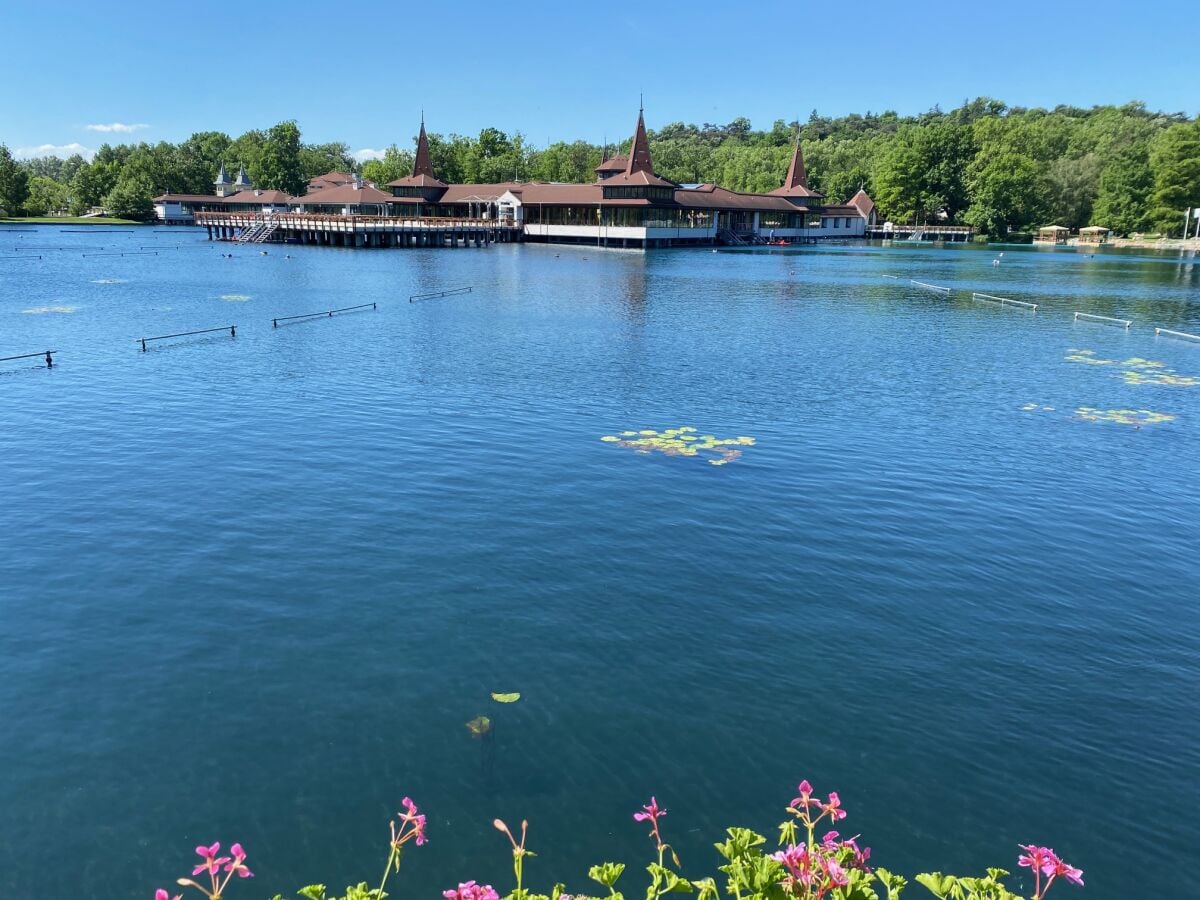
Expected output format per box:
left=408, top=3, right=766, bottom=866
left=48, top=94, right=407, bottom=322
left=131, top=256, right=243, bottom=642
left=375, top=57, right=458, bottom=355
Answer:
left=161, top=107, right=882, bottom=249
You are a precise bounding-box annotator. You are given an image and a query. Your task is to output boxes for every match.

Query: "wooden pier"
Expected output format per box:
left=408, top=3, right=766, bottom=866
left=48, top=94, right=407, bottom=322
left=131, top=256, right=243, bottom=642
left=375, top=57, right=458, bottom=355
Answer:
left=867, top=224, right=974, bottom=242
left=194, top=212, right=522, bottom=249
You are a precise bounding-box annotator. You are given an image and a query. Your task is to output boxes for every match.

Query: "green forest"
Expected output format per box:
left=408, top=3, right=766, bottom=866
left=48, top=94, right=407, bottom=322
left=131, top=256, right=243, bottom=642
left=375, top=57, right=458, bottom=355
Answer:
left=2, top=98, right=1198, bottom=236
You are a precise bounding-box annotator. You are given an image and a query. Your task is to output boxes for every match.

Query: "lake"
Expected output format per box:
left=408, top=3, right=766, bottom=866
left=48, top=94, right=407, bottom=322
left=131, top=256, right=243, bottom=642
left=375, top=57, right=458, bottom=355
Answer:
left=1, top=228, right=1198, bottom=900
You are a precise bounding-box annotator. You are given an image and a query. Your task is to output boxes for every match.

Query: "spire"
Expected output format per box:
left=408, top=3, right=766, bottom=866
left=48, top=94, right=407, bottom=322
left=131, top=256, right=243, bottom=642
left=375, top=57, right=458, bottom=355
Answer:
left=234, top=163, right=252, bottom=187
left=783, top=141, right=807, bottom=190
left=214, top=163, right=231, bottom=185
left=413, top=118, right=435, bottom=178
left=601, top=134, right=608, bottom=163
left=626, top=104, right=653, bottom=176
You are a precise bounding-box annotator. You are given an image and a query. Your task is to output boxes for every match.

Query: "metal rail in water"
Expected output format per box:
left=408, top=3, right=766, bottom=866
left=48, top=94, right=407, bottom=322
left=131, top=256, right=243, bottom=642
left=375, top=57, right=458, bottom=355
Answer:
left=1074, top=312, right=1131, bottom=328
left=409, top=286, right=473, bottom=302
left=910, top=280, right=951, bottom=293
left=0, top=255, right=41, bottom=261
left=0, top=350, right=56, bottom=366
left=84, top=251, right=158, bottom=258
left=1154, top=327, right=1200, bottom=342
left=972, top=292, right=1038, bottom=310
left=273, top=303, right=377, bottom=327
left=138, top=326, right=236, bottom=351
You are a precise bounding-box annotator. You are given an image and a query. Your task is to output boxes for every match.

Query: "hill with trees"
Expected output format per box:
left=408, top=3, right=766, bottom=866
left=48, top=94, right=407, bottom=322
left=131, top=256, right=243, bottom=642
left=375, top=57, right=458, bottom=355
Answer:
left=3, top=98, right=1197, bottom=236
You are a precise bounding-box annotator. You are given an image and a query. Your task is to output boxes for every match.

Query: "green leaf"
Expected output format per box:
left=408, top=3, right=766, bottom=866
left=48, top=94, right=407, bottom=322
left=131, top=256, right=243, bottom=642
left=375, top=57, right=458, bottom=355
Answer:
left=874, top=868, right=908, bottom=900
left=491, top=692, right=522, bottom=703
left=299, top=887, right=329, bottom=900
left=589, top=862, right=626, bottom=889
left=915, top=873, right=957, bottom=899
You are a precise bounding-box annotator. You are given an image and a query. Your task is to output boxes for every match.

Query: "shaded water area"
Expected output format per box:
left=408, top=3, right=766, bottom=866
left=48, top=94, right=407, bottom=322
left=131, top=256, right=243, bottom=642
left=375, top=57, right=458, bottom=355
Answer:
left=2, top=228, right=1199, bottom=900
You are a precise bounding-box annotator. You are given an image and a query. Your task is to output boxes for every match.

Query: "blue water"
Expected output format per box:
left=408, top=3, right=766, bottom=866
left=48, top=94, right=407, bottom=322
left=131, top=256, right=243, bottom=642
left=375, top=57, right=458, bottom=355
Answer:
left=1, top=229, right=1198, bottom=900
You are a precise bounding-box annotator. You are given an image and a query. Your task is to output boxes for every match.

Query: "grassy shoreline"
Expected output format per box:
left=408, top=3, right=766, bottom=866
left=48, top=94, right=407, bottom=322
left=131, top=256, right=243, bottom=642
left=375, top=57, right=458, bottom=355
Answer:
left=0, top=216, right=146, bottom=225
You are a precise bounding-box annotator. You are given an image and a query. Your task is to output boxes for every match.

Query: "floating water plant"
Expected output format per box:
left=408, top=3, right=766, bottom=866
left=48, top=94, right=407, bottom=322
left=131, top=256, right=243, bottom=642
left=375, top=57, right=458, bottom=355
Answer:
left=1066, top=350, right=1197, bottom=387
left=220, top=294, right=252, bottom=302
left=1020, top=403, right=1056, bottom=412
left=22, top=305, right=77, bottom=314
left=599, top=427, right=756, bottom=465
left=465, top=715, right=492, bottom=738
left=1121, top=370, right=1199, bottom=386
left=1074, top=407, right=1176, bottom=427
left=1064, top=349, right=1114, bottom=366
left=91, top=278, right=126, bottom=284
left=490, top=692, right=521, bottom=703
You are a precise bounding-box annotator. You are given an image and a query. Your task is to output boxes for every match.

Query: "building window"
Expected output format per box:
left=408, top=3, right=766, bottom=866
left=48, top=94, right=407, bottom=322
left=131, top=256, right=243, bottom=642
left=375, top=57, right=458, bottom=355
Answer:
left=833, top=217, right=840, bottom=228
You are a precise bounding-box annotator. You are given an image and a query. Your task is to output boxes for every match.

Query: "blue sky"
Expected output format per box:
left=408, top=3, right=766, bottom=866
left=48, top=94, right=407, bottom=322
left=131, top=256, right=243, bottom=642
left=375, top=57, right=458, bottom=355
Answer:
left=3, top=0, right=1197, bottom=160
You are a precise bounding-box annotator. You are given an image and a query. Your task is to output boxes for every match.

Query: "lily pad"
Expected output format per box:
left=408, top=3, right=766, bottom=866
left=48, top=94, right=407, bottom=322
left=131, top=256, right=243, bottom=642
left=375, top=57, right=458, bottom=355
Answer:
left=466, top=715, right=492, bottom=737
left=491, top=692, right=521, bottom=703
left=1074, top=407, right=1176, bottom=427
left=601, top=427, right=755, bottom=466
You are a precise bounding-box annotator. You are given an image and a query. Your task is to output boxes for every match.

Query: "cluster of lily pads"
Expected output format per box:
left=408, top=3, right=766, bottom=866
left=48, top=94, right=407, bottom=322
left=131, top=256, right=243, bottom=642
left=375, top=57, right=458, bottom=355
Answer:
left=1065, top=349, right=1198, bottom=387
left=1074, top=407, right=1176, bottom=427
left=600, top=428, right=756, bottom=466
left=1020, top=402, right=1176, bottom=427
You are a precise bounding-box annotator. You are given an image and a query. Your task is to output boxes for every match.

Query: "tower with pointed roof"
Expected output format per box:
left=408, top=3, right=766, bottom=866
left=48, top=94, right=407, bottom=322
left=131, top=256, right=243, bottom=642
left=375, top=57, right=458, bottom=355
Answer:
left=768, top=139, right=822, bottom=205
left=214, top=163, right=233, bottom=197
left=600, top=103, right=675, bottom=200
left=233, top=164, right=253, bottom=193
left=387, top=114, right=449, bottom=203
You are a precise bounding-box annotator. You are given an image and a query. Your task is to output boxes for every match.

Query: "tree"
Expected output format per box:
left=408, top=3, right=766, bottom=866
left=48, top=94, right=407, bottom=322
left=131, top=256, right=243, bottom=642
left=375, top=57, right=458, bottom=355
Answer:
left=178, top=131, right=233, bottom=193
left=1045, top=154, right=1102, bottom=229
left=963, top=151, right=1047, bottom=236
left=1147, top=122, right=1200, bottom=234
left=70, top=162, right=112, bottom=214
left=103, top=174, right=154, bottom=221
left=530, top=141, right=600, bottom=183
left=255, top=121, right=304, bottom=195
left=24, top=175, right=69, bottom=216
left=1093, top=144, right=1154, bottom=235
left=0, top=143, right=30, bottom=214
left=300, top=142, right=356, bottom=180
left=872, top=121, right=971, bottom=222
left=360, top=145, right=413, bottom=187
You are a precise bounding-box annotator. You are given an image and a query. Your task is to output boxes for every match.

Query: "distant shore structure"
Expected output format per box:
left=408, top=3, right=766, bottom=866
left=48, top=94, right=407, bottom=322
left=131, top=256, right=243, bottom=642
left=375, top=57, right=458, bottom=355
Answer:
left=157, top=106, right=899, bottom=249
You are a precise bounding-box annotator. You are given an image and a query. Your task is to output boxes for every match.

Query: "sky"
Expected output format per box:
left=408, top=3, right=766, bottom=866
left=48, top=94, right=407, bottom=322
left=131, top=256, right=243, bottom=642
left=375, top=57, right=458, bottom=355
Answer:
left=3, top=0, right=1198, bottom=161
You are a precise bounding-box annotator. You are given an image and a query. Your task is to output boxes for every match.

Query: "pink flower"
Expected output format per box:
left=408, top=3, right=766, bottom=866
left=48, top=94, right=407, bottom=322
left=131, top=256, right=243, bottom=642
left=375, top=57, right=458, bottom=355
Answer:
left=791, top=780, right=820, bottom=812
left=192, top=843, right=230, bottom=877
left=223, top=842, right=254, bottom=879
left=771, top=844, right=817, bottom=887
left=823, top=792, right=847, bottom=821
left=840, top=835, right=871, bottom=869
left=394, top=797, right=429, bottom=847
left=155, top=891, right=180, bottom=900
left=443, top=880, right=500, bottom=900
left=821, top=856, right=849, bottom=887
left=821, top=831, right=840, bottom=849
left=634, top=796, right=666, bottom=824
left=1019, top=844, right=1054, bottom=873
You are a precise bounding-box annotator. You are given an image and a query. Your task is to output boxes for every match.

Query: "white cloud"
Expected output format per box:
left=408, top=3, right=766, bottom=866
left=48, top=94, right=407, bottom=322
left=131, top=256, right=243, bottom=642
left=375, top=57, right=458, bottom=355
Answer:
left=84, top=122, right=150, bottom=133
left=14, top=142, right=96, bottom=160
left=353, top=147, right=386, bottom=162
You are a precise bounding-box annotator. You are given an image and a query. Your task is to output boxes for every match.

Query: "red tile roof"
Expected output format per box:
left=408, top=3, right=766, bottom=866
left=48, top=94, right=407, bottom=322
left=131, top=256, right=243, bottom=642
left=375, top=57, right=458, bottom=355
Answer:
left=294, top=183, right=394, bottom=205
left=308, top=171, right=355, bottom=190
left=847, top=189, right=875, bottom=217
left=595, top=154, right=628, bottom=173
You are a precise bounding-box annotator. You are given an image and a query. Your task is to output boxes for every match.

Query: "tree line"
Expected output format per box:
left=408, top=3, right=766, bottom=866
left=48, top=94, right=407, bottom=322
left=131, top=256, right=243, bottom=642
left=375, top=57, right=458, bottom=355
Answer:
left=2, top=98, right=1198, bottom=235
